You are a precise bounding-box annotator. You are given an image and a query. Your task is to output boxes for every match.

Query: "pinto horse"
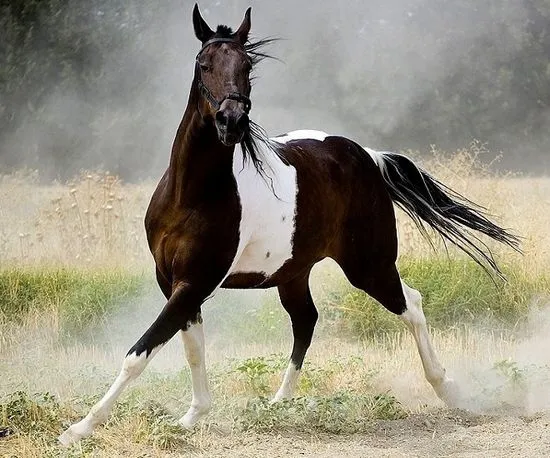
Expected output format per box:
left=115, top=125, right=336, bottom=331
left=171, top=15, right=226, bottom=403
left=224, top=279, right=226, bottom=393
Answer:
left=59, top=5, right=519, bottom=445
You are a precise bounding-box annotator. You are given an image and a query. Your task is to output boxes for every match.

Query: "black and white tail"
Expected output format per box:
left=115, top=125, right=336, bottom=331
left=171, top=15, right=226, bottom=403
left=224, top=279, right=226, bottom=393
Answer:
left=365, top=147, right=521, bottom=279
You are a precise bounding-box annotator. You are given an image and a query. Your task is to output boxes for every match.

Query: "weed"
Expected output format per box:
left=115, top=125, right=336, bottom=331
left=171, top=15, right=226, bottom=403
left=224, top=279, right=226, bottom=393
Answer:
left=235, top=355, right=286, bottom=395
left=239, top=391, right=407, bottom=433
left=110, top=400, right=189, bottom=451
left=0, top=171, right=152, bottom=266
left=0, top=391, right=73, bottom=438
left=493, top=359, right=526, bottom=385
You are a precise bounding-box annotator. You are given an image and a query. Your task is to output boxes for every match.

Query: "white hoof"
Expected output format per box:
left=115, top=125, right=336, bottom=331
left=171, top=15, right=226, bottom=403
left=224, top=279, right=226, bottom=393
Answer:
left=178, top=404, right=210, bottom=429
left=58, top=421, right=93, bottom=447
left=270, top=392, right=289, bottom=404
left=435, top=377, right=463, bottom=408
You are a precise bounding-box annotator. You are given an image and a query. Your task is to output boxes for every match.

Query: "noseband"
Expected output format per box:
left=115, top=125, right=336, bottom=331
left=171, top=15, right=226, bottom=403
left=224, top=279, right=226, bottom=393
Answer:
left=195, top=38, right=252, bottom=114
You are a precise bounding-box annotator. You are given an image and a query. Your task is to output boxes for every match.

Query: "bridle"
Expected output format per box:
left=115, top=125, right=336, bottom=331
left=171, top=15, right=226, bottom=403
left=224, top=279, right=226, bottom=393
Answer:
left=195, top=37, right=252, bottom=114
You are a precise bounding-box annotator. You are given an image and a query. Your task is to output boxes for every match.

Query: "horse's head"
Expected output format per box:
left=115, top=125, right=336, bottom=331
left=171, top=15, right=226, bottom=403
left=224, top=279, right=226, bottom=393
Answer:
left=193, top=5, right=252, bottom=147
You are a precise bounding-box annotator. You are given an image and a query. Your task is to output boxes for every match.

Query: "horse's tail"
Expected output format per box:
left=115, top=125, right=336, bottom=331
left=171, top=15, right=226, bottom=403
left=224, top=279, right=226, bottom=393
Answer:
left=364, top=147, right=521, bottom=279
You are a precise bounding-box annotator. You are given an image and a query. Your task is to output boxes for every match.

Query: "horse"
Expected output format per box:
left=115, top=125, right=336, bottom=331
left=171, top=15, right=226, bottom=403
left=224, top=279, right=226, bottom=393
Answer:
left=59, top=5, right=519, bottom=445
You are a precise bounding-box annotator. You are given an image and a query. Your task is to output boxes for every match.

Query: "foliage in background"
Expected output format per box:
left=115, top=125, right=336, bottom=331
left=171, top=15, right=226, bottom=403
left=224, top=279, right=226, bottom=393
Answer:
left=297, top=0, right=550, bottom=163
left=316, top=258, right=550, bottom=341
left=0, top=0, right=184, bottom=179
left=0, top=268, right=148, bottom=339
left=0, top=0, right=550, bottom=179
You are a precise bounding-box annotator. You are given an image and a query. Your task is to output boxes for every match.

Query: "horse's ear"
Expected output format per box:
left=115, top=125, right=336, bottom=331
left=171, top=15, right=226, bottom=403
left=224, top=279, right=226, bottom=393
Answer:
left=193, top=4, right=214, bottom=43
left=234, top=7, right=251, bottom=44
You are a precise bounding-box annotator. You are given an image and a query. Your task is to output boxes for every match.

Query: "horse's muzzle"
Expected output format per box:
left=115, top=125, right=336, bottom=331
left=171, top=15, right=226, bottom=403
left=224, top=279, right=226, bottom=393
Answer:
left=215, top=109, right=249, bottom=146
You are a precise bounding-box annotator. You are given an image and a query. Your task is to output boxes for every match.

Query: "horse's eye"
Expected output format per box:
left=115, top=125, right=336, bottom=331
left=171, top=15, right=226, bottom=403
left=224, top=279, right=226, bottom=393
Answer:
left=199, top=63, right=210, bottom=72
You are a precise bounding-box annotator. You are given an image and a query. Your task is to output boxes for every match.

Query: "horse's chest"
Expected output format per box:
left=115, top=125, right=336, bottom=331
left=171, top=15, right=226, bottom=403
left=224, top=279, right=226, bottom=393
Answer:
left=228, top=157, right=298, bottom=277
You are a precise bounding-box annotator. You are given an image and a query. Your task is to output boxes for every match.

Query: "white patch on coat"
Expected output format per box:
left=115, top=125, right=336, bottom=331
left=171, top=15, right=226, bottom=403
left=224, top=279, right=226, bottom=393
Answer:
left=229, top=143, right=298, bottom=277
left=274, top=129, right=329, bottom=144
left=228, top=130, right=334, bottom=277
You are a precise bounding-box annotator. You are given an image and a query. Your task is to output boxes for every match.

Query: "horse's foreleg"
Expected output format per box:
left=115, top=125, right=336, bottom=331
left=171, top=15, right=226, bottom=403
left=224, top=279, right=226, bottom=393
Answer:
left=59, top=344, right=164, bottom=446
left=58, top=285, right=203, bottom=446
left=273, top=271, right=317, bottom=401
left=178, top=319, right=211, bottom=428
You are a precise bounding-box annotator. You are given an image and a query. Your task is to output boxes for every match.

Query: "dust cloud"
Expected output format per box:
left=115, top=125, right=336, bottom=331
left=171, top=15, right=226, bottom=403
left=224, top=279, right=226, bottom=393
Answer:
left=447, top=303, right=550, bottom=416
left=1, top=0, right=549, bottom=179
left=3, top=279, right=550, bottom=422
left=381, top=301, right=550, bottom=416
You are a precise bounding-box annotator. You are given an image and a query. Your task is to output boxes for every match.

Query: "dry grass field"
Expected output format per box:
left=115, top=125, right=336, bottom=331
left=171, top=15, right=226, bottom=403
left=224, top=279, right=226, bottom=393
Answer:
left=1, top=144, right=550, bottom=457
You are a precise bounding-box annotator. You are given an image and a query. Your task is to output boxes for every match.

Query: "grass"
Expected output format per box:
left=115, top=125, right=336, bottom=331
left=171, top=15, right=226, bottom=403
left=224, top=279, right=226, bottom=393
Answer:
left=0, top=146, right=549, bottom=455
left=314, top=257, right=550, bottom=341
left=0, top=170, right=152, bottom=267
left=0, top=363, right=407, bottom=456
left=1, top=259, right=545, bottom=347
left=239, top=392, right=406, bottom=433
left=0, top=391, right=189, bottom=455
left=0, top=268, right=149, bottom=343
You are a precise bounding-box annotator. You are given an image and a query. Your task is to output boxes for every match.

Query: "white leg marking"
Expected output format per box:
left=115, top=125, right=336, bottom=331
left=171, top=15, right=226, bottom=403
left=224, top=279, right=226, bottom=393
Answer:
left=178, top=322, right=211, bottom=429
left=400, top=280, right=461, bottom=407
left=58, top=345, right=163, bottom=446
left=272, top=362, right=300, bottom=402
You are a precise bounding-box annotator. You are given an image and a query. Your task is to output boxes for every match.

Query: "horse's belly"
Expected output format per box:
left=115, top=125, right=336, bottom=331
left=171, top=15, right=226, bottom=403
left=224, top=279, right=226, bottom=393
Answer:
left=230, top=231, right=293, bottom=276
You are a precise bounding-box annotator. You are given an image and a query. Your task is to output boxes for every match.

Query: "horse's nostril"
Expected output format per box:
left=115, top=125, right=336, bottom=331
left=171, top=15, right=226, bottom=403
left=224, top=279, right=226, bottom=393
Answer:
left=215, top=111, right=227, bottom=125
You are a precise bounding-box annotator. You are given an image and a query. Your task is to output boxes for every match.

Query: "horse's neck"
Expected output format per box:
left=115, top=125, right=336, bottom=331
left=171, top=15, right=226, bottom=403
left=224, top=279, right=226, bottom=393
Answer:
left=167, top=103, right=235, bottom=206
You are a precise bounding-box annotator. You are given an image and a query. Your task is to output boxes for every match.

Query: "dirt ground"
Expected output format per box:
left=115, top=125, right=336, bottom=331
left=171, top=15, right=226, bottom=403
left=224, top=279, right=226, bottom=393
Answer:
left=1, top=407, right=549, bottom=457
left=185, top=410, right=550, bottom=458
left=3, top=324, right=550, bottom=457
left=3, top=288, right=550, bottom=457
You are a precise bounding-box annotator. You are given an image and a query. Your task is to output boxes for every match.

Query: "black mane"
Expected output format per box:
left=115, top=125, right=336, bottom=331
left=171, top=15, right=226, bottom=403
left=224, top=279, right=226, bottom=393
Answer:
left=215, top=25, right=233, bottom=37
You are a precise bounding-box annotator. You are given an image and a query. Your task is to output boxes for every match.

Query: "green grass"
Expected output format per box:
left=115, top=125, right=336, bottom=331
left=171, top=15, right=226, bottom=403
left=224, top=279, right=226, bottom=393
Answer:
left=0, top=391, right=190, bottom=454
left=0, top=268, right=149, bottom=337
left=239, top=392, right=407, bottom=433
left=316, top=257, right=550, bottom=340
left=0, top=391, right=70, bottom=437
left=0, top=257, right=547, bottom=344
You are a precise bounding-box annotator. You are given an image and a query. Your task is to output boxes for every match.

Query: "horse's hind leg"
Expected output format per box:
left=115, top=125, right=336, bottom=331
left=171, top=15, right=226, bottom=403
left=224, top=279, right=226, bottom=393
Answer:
left=344, top=262, right=461, bottom=407
left=178, top=319, right=211, bottom=428
left=273, top=271, right=318, bottom=401
left=399, top=279, right=462, bottom=406
left=58, top=285, right=202, bottom=446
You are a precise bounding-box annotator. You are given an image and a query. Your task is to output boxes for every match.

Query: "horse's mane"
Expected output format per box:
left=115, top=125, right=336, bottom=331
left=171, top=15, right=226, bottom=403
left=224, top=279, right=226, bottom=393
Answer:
left=212, top=26, right=287, bottom=175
